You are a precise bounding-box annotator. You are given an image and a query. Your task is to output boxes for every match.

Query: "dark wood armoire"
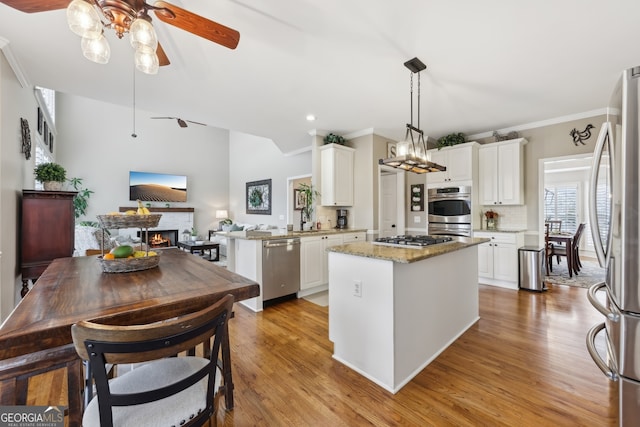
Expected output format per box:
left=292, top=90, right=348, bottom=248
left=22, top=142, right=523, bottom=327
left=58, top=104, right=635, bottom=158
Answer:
left=20, top=190, right=76, bottom=296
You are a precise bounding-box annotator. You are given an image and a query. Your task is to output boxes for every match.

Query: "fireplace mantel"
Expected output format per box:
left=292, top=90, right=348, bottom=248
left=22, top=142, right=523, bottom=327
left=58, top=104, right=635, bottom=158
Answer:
left=119, top=207, right=194, bottom=213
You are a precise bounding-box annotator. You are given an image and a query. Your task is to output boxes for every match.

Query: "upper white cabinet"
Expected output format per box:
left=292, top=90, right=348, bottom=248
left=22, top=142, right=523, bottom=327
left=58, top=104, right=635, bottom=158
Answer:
left=478, top=138, right=527, bottom=205
left=320, top=144, right=355, bottom=206
left=426, top=142, right=479, bottom=187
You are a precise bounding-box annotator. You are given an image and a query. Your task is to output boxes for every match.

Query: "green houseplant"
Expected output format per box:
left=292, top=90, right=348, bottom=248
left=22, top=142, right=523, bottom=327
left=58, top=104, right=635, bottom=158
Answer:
left=436, top=132, right=466, bottom=150
left=68, top=177, right=94, bottom=220
left=323, top=133, right=346, bottom=145
left=34, top=162, right=66, bottom=190
left=297, top=183, right=321, bottom=230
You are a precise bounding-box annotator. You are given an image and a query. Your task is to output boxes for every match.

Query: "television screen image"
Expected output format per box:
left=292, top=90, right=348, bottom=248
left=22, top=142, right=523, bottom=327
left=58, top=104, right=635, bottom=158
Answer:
left=129, top=171, right=187, bottom=203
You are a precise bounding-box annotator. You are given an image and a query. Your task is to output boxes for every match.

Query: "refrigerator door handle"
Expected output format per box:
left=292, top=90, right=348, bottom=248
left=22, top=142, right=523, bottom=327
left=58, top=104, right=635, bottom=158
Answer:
left=586, top=322, right=619, bottom=381
left=588, top=121, right=613, bottom=268
left=587, top=282, right=620, bottom=322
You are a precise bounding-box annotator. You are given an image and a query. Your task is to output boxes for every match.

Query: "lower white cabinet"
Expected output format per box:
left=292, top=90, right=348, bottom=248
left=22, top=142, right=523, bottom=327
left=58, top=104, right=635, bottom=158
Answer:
left=300, top=234, right=343, bottom=290
left=475, top=231, right=524, bottom=289
left=341, top=232, right=366, bottom=243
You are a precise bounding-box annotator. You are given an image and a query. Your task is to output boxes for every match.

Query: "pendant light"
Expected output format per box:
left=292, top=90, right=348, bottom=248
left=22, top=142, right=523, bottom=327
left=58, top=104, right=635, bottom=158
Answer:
left=379, top=58, right=446, bottom=174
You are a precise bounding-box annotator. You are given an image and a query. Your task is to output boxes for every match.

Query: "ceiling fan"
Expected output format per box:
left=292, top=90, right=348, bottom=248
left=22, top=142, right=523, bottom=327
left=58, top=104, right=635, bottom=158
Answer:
left=0, top=0, right=240, bottom=71
left=151, top=117, right=206, bottom=128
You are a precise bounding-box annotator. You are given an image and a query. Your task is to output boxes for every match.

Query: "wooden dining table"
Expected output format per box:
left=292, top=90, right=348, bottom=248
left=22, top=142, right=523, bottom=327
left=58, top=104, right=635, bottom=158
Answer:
left=0, top=248, right=260, bottom=426
left=546, top=232, right=575, bottom=277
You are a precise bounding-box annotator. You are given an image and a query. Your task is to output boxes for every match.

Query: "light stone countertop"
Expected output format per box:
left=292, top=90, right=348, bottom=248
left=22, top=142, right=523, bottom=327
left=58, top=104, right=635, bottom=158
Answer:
left=327, top=236, right=489, bottom=264
left=222, top=228, right=368, bottom=241
left=474, top=229, right=527, bottom=233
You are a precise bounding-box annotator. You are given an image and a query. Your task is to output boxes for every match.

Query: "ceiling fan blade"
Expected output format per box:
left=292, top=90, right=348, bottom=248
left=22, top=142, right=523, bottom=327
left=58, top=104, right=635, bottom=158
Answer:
left=185, top=120, right=206, bottom=127
left=153, top=1, right=240, bottom=50
left=156, top=43, right=170, bottom=66
left=0, top=0, right=69, bottom=13
left=177, top=118, right=187, bottom=128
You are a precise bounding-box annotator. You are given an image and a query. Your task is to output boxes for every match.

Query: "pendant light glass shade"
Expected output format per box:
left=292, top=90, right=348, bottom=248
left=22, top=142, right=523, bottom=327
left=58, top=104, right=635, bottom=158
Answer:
left=129, top=18, right=158, bottom=51
left=81, top=34, right=110, bottom=64
left=67, top=0, right=102, bottom=39
left=135, top=47, right=159, bottom=75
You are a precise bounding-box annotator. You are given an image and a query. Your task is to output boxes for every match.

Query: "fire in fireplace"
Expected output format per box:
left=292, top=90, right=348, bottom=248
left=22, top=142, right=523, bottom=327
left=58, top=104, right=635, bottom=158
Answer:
left=138, top=229, right=179, bottom=248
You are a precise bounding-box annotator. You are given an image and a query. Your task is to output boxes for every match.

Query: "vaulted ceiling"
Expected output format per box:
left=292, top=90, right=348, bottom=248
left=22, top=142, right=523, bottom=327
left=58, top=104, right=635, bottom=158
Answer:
left=1, top=1, right=638, bottom=153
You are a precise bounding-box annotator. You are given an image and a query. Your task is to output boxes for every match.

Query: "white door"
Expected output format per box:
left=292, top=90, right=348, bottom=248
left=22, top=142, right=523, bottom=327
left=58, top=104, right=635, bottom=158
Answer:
left=381, top=173, right=397, bottom=237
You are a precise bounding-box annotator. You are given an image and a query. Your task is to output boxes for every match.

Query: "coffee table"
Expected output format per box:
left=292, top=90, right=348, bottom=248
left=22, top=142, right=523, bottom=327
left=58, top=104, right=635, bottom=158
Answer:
left=177, top=240, right=221, bottom=261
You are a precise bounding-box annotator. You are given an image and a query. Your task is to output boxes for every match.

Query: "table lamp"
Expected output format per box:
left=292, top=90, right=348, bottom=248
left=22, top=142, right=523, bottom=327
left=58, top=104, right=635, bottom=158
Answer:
left=216, top=210, right=228, bottom=230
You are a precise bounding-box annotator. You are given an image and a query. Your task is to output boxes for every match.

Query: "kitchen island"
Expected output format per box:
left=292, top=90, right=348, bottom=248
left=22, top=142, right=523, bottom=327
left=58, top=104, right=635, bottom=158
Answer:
left=327, top=237, right=487, bottom=393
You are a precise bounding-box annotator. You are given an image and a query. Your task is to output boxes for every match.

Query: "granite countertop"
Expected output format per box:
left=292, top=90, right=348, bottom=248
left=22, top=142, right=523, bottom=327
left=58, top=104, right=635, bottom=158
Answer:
left=223, top=228, right=368, bottom=241
left=328, top=236, right=489, bottom=264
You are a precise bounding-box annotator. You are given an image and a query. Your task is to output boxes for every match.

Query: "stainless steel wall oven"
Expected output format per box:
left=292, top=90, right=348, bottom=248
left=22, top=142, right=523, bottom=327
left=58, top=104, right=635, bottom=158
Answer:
left=428, top=186, right=472, bottom=237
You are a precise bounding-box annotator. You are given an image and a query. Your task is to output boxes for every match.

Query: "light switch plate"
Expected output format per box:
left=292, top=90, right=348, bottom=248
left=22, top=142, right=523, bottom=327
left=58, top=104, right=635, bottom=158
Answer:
left=414, top=216, right=421, bottom=223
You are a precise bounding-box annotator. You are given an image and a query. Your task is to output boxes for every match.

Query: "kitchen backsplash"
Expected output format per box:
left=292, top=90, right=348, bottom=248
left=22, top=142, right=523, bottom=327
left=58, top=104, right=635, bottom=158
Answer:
left=480, top=205, right=527, bottom=230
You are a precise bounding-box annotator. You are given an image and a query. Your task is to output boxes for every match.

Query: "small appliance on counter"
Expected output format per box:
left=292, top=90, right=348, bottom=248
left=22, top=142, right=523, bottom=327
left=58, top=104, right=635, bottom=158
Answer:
left=336, top=209, right=348, bottom=229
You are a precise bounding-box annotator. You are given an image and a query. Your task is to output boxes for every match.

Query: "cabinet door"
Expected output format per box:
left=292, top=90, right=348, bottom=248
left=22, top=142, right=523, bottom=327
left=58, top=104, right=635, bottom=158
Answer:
left=447, top=146, right=473, bottom=182
left=477, top=242, right=494, bottom=278
left=300, top=237, right=324, bottom=289
left=322, top=235, right=344, bottom=283
left=321, top=145, right=354, bottom=206
left=478, top=145, right=498, bottom=205
left=497, top=142, right=522, bottom=205
left=492, top=243, right=517, bottom=282
left=426, top=149, right=448, bottom=184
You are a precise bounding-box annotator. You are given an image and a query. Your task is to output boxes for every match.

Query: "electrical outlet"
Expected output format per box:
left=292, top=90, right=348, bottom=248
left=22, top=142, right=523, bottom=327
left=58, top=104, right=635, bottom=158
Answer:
left=279, top=214, right=284, bottom=220
left=353, top=280, right=362, bottom=297
left=414, top=216, right=421, bottom=223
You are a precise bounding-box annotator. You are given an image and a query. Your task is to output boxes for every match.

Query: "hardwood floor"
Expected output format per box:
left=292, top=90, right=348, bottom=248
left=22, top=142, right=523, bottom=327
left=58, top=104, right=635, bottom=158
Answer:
left=28, top=283, right=617, bottom=426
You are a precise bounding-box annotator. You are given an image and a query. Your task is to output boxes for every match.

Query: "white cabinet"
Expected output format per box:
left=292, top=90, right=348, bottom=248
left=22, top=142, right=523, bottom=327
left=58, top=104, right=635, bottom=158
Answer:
left=341, top=232, right=366, bottom=243
left=320, top=144, right=355, bottom=206
left=475, top=231, right=524, bottom=289
left=426, top=142, right=478, bottom=187
left=478, top=138, right=527, bottom=205
left=300, top=234, right=343, bottom=290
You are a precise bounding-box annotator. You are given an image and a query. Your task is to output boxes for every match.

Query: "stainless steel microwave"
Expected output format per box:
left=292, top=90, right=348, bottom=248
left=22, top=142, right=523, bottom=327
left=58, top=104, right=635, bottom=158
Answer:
left=428, top=186, right=472, bottom=224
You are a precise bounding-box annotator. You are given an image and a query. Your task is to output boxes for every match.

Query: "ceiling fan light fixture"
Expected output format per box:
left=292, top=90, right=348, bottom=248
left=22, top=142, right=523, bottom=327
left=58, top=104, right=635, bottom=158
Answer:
left=67, top=0, right=102, bottom=39
left=134, top=47, right=159, bottom=75
left=129, top=17, right=158, bottom=51
left=81, top=33, right=111, bottom=64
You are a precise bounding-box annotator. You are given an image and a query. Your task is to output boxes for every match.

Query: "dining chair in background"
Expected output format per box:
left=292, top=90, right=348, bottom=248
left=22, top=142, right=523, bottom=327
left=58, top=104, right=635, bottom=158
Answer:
left=72, top=294, right=235, bottom=427
left=549, top=223, right=586, bottom=275
left=546, top=220, right=562, bottom=234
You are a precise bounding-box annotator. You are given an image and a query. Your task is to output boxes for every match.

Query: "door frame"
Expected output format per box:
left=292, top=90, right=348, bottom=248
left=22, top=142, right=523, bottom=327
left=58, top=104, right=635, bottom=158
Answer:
left=377, top=165, right=405, bottom=238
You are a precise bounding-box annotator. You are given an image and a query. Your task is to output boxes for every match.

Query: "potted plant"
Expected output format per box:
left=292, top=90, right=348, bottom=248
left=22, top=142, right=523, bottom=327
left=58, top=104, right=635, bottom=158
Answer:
left=34, top=162, right=66, bottom=190
left=436, top=132, right=466, bottom=150
left=323, top=133, right=346, bottom=145
left=68, top=177, right=94, bottom=220
left=191, top=227, right=198, bottom=241
left=484, top=210, right=499, bottom=230
left=298, top=183, right=320, bottom=230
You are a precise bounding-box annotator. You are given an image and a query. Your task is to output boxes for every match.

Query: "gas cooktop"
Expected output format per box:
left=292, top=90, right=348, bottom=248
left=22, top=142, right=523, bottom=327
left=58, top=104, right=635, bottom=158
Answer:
left=373, top=235, right=454, bottom=248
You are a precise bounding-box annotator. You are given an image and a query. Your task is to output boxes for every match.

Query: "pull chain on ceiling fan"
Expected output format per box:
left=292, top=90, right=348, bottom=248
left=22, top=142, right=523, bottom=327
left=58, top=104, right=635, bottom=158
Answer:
left=0, top=0, right=240, bottom=74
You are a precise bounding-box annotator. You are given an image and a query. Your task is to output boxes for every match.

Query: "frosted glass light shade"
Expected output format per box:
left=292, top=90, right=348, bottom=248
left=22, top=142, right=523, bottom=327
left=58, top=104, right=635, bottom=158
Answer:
left=81, top=34, right=110, bottom=64
left=135, top=47, right=159, bottom=75
left=130, top=18, right=158, bottom=51
left=67, top=0, right=102, bottom=39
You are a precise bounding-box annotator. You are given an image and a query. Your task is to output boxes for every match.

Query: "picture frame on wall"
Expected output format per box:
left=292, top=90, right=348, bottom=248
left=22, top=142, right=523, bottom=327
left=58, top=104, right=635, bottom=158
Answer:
left=43, top=122, right=48, bottom=144
left=246, top=179, right=272, bottom=215
left=294, top=189, right=306, bottom=210
left=37, top=107, right=43, bottom=135
left=387, top=142, right=397, bottom=158
left=49, top=133, right=54, bottom=153
left=410, top=184, right=424, bottom=212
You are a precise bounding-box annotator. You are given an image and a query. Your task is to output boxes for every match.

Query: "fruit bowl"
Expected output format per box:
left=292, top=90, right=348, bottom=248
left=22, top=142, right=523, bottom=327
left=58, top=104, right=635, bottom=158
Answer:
left=97, top=214, right=162, bottom=229
left=97, top=252, right=161, bottom=273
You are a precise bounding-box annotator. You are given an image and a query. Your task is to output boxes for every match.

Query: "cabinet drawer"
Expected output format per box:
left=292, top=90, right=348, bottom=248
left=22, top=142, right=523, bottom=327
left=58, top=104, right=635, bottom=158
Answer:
left=475, top=232, right=518, bottom=244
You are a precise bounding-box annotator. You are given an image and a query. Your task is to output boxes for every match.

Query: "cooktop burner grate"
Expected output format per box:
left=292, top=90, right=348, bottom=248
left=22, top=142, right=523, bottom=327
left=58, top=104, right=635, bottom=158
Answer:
left=373, top=235, right=454, bottom=248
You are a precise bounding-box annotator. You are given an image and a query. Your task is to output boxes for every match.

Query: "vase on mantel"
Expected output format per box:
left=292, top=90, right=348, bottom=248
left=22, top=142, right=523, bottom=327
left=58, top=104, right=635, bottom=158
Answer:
left=43, top=181, right=63, bottom=191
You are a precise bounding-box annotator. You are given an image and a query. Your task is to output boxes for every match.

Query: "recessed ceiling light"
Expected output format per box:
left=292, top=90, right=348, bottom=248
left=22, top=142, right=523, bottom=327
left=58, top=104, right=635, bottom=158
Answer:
left=306, top=114, right=317, bottom=121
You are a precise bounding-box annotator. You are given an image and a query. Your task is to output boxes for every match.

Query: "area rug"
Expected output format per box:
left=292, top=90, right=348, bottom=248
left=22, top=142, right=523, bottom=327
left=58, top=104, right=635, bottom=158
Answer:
left=303, top=290, right=328, bottom=307
left=545, top=258, right=605, bottom=289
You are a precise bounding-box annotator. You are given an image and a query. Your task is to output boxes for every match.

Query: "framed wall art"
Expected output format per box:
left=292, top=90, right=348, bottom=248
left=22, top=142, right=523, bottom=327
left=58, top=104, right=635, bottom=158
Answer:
left=410, top=184, right=424, bottom=212
left=294, top=189, right=306, bottom=210
left=246, top=179, right=272, bottom=215
left=43, top=122, right=48, bottom=144
left=37, top=107, right=43, bottom=135
left=49, top=133, right=54, bottom=153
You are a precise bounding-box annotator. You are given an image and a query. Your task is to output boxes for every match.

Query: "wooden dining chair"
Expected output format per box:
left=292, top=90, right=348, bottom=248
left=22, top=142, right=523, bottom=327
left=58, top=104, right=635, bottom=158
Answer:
left=544, top=223, right=554, bottom=275
left=546, top=220, right=562, bottom=234
left=71, top=294, right=234, bottom=427
left=549, top=223, right=586, bottom=275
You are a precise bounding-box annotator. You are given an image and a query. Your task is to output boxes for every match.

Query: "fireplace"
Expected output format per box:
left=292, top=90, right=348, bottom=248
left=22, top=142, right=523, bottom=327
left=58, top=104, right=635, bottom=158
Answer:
left=138, top=229, right=179, bottom=248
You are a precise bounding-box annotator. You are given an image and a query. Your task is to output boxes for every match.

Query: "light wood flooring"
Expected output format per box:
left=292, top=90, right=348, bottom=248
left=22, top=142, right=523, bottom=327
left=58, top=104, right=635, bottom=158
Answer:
left=28, top=283, right=617, bottom=426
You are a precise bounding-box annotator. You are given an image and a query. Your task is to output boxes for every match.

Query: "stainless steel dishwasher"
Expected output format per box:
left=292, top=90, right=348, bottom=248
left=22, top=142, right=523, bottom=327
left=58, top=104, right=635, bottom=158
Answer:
left=262, top=238, right=300, bottom=301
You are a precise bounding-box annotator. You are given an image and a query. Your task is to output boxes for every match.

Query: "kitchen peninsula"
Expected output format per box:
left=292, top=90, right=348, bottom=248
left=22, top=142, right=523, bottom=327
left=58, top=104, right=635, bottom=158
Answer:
left=327, top=237, right=487, bottom=393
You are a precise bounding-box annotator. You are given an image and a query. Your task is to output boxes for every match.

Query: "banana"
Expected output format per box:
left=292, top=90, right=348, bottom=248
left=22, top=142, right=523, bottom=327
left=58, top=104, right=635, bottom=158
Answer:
left=136, top=199, right=150, bottom=215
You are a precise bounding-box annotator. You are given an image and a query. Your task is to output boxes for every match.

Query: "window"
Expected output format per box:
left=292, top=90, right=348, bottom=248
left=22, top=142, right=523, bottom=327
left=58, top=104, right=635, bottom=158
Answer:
left=544, top=184, right=579, bottom=233
left=34, top=86, right=56, bottom=190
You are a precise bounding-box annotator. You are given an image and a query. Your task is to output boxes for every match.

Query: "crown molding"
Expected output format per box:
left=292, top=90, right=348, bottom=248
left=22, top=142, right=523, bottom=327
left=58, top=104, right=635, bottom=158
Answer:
left=0, top=37, right=30, bottom=89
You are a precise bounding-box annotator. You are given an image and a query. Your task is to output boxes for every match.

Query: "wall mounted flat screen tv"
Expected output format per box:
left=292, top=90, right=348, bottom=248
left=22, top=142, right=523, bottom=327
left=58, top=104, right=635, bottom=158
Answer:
left=129, top=171, right=187, bottom=203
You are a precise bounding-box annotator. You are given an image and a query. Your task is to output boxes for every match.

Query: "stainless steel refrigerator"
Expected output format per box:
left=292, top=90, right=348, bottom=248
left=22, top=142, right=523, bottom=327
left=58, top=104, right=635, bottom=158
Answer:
left=586, top=66, right=640, bottom=425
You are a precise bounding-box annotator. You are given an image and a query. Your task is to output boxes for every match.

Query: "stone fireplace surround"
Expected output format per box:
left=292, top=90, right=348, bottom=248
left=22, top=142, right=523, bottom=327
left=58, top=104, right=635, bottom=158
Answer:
left=117, top=207, right=194, bottom=243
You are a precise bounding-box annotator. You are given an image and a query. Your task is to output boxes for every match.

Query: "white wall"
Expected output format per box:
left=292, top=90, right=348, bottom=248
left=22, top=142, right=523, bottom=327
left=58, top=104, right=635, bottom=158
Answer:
left=0, top=51, right=40, bottom=321
left=228, top=131, right=311, bottom=227
left=56, top=93, right=231, bottom=237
